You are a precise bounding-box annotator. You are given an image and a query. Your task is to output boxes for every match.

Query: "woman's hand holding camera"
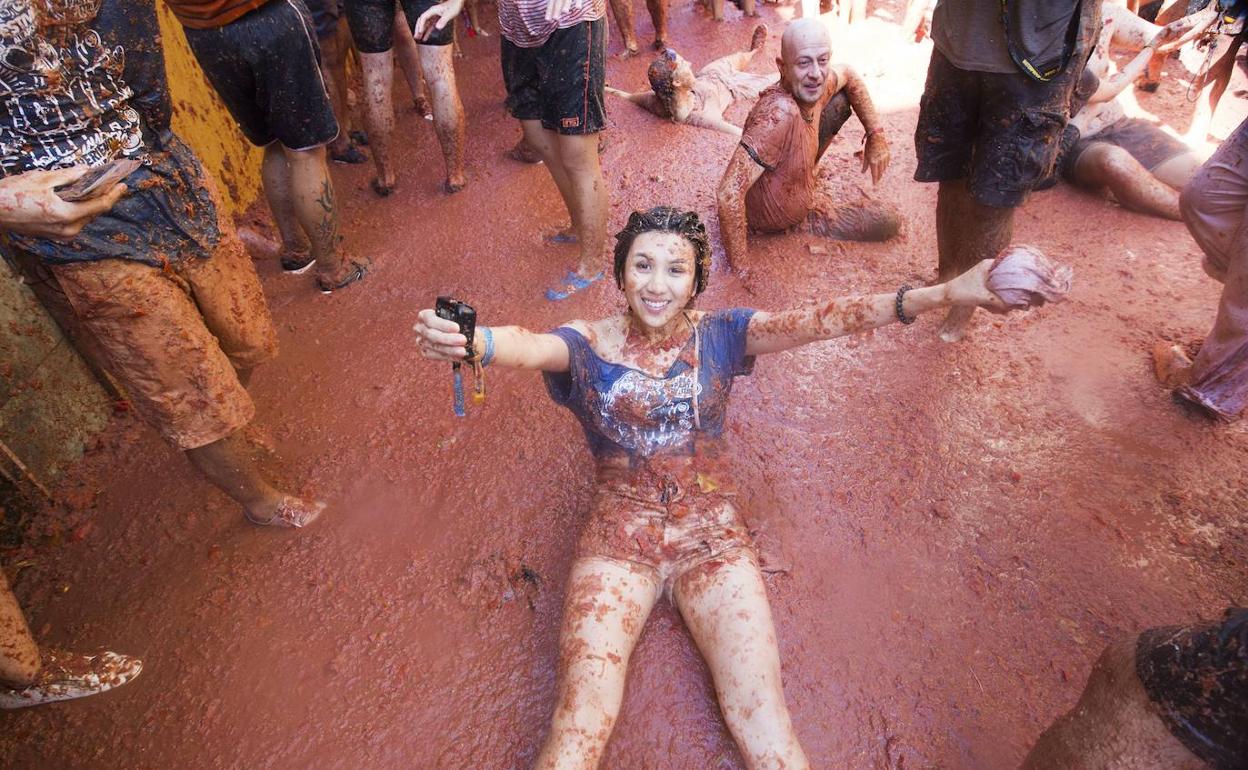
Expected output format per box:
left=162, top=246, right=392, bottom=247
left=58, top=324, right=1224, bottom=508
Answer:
left=414, top=308, right=470, bottom=362
left=945, top=259, right=1009, bottom=313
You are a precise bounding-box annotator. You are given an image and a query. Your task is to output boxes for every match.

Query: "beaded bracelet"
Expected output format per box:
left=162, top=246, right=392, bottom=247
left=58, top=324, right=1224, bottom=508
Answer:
left=895, top=285, right=916, bottom=325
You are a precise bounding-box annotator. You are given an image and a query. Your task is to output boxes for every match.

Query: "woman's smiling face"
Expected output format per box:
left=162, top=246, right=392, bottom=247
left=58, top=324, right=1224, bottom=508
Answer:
left=622, top=231, right=697, bottom=330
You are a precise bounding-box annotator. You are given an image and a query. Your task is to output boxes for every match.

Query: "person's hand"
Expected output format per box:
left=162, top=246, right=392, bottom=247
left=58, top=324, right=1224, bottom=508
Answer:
left=545, top=0, right=584, bottom=22
left=0, top=167, right=126, bottom=241
left=945, top=259, right=1008, bottom=313
left=862, top=132, right=890, bottom=185
left=414, top=0, right=465, bottom=40
left=413, top=308, right=470, bottom=361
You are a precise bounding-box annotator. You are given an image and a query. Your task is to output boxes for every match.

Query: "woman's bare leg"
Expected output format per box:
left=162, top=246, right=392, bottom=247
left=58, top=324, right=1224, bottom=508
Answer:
left=535, top=557, right=661, bottom=770
left=674, top=549, right=809, bottom=770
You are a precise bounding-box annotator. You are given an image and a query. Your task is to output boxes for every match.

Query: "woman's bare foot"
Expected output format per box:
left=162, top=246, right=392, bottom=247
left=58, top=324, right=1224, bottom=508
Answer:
left=1152, top=342, right=1194, bottom=388
left=750, top=23, right=768, bottom=51
left=0, top=649, right=142, bottom=709
left=938, top=305, right=976, bottom=343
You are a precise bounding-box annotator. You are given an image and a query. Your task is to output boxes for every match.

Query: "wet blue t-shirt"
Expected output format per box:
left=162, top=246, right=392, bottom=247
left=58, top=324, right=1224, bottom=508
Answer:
left=543, top=309, right=756, bottom=459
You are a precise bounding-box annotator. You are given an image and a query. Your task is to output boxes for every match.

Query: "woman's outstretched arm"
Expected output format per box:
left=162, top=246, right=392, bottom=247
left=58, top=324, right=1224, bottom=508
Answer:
left=413, top=309, right=572, bottom=372
left=745, top=259, right=1004, bottom=356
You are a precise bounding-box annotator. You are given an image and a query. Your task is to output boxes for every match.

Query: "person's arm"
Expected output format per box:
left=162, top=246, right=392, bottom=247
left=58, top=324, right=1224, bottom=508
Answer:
left=1104, top=4, right=1216, bottom=52
left=605, top=87, right=665, bottom=116
left=716, top=145, right=765, bottom=272
left=414, top=0, right=464, bottom=40
left=828, top=63, right=889, bottom=184
left=414, top=309, right=572, bottom=371
left=0, top=168, right=127, bottom=240
left=744, top=259, right=1006, bottom=356
left=1089, top=22, right=1193, bottom=103
left=685, top=110, right=743, bottom=137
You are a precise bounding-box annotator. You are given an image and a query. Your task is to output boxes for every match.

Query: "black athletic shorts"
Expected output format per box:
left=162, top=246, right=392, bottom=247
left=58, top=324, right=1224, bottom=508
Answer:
left=307, top=0, right=344, bottom=39
left=501, top=18, right=606, bottom=135
left=1136, top=608, right=1248, bottom=770
left=344, top=0, right=453, bottom=50
left=913, top=46, right=1091, bottom=208
left=183, top=0, right=339, bottom=150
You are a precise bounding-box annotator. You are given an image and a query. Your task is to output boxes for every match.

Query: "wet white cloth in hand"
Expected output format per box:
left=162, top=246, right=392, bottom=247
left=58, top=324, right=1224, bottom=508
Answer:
left=987, top=245, right=1072, bottom=309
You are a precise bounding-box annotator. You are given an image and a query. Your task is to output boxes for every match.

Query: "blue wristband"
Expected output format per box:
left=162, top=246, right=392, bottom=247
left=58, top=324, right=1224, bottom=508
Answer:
left=480, top=327, right=495, bottom=367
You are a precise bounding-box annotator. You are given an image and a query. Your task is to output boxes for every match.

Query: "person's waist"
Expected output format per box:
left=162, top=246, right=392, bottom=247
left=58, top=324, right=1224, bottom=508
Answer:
left=594, top=455, right=734, bottom=503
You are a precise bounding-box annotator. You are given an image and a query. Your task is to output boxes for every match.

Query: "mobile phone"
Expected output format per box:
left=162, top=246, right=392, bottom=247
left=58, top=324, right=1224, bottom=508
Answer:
left=55, top=159, right=142, bottom=202
left=435, top=296, right=477, bottom=361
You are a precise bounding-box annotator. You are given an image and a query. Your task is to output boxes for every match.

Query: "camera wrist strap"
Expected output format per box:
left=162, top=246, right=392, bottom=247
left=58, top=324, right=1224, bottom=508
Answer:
left=451, top=362, right=466, bottom=417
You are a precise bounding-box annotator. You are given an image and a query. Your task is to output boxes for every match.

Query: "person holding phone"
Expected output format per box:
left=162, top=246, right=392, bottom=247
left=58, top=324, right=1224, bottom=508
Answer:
left=412, top=206, right=1019, bottom=768
left=1, top=0, right=324, bottom=530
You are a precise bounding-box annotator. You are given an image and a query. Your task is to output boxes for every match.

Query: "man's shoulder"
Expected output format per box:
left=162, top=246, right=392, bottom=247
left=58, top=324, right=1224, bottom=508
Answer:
left=744, top=85, right=801, bottom=127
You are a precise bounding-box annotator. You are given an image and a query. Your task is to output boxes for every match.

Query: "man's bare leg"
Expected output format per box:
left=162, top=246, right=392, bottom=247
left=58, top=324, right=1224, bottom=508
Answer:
left=394, top=10, right=432, bottom=116
left=520, top=120, right=579, bottom=240
left=282, top=145, right=355, bottom=285
left=418, top=44, right=467, bottom=192
left=1021, top=638, right=1206, bottom=770
left=711, top=0, right=725, bottom=22
left=807, top=200, right=901, bottom=242
left=185, top=428, right=322, bottom=525
left=936, top=179, right=1013, bottom=342
left=519, top=123, right=606, bottom=277
left=1072, top=144, right=1183, bottom=220
left=0, top=573, right=39, bottom=689
left=608, top=0, right=640, bottom=56
left=260, top=143, right=309, bottom=261
left=555, top=131, right=608, bottom=277
left=358, top=50, right=398, bottom=194
left=645, top=0, right=669, bottom=45
left=319, top=28, right=356, bottom=159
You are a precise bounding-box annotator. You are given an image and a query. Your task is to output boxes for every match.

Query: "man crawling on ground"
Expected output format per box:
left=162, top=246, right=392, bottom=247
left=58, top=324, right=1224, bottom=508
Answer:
left=607, top=24, right=774, bottom=136
left=716, top=18, right=898, bottom=274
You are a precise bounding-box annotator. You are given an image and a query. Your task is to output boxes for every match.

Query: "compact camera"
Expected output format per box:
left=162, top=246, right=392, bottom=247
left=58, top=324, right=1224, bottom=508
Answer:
left=435, top=296, right=477, bottom=361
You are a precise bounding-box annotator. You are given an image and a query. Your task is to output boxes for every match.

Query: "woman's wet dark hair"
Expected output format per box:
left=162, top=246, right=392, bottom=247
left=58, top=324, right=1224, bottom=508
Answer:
left=613, top=206, right=712, bottom=296
left=647, top=50, right=679, bottom=115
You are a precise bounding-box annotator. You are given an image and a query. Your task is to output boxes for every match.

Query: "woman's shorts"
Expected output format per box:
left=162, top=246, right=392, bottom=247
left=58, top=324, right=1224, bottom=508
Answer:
left=578, top=469, right=756, bottom=594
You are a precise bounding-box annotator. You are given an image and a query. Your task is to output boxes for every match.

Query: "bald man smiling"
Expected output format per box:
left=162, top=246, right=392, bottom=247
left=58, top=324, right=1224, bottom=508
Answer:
left=716, top=18, right=899, bottom=276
